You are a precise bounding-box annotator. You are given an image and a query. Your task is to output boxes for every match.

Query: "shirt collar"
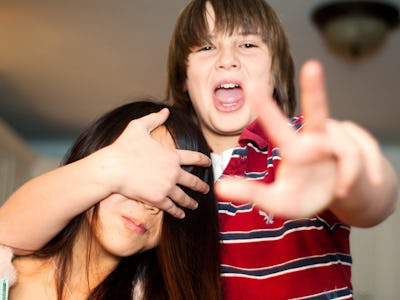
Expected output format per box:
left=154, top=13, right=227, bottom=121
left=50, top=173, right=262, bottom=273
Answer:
left=238, top=119, right=269, bottom=150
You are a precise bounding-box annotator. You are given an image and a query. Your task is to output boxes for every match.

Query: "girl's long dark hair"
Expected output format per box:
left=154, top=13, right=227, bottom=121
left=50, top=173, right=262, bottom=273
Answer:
left=35, top=99, right=222, bottom=299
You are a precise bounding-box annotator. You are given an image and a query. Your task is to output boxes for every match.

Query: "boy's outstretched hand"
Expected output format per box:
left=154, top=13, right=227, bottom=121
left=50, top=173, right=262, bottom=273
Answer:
left=215, top=60, right=397, bottom=226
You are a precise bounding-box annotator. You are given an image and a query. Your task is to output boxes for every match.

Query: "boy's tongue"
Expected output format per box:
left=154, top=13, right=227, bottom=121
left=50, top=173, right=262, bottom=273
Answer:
left=214, top=87, right=243, bottom=103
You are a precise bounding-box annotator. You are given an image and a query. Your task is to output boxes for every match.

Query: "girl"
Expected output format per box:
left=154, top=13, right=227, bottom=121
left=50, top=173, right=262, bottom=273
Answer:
left=6, top=100, right=221, bottom=300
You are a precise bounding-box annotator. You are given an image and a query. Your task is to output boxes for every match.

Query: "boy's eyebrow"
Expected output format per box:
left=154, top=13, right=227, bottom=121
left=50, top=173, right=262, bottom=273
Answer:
left=207, top=31, right=261, bottom=38
left=237, top=28, right=262, bottom=35
left=238, top=32, right=261, bottom=37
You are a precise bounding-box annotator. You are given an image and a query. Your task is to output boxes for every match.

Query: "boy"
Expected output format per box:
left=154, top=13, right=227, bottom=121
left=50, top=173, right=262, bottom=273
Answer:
left=166, top=0, right=397, bottom=298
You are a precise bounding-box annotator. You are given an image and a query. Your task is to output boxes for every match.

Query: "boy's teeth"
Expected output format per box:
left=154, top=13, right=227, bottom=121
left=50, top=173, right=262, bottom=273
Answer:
left=222, top=102, right=236, bottom=107
left=220, top=83, right=238, bottom=89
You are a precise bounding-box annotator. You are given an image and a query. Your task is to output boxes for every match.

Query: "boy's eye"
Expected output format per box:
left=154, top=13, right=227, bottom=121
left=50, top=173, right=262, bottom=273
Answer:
left=198, top=45, right=213, bottom=51
left=242, top=43, right=257, bottom=48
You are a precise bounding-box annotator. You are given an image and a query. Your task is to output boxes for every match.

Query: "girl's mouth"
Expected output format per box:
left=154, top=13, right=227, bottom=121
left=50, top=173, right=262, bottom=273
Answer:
left=122, top=216, right=147, bottom=234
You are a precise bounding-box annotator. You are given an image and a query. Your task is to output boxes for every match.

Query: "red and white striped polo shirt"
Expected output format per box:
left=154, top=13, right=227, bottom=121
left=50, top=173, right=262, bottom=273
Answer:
left=215, top=117, right=353, bottom=300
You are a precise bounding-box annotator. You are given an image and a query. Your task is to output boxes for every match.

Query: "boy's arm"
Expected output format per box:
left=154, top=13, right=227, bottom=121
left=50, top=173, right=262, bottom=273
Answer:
left=0, top=109, right=210, bottom=253
left=0, top=154, right=113, bottom=253
left=329, top=149, right=397, bottom=227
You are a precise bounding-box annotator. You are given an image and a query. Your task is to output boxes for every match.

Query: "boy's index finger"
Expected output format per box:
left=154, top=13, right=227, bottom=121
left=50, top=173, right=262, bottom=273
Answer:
left=177, top=149, right=212, bottom=167
left=251, top=93, right=297, bottom=151
left=137, top=108, right=170, bottom=132
left=300, top=60, right=330, bottom=132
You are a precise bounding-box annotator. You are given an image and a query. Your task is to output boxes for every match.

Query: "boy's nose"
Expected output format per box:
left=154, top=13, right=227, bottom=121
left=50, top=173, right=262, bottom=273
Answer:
left=216, top=48, right=240, bottom=70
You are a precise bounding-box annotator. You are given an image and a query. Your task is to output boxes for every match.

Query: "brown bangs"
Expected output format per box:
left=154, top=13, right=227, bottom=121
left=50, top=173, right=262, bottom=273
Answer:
left=211, top=0, right=265, bottom=38
left=175, top=1, right=209, bottom=50
left=180, top=0, right=275, bottom=49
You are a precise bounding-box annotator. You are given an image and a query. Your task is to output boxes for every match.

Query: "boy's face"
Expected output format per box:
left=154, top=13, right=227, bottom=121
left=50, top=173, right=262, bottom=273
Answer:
left=185, top=2, right=274, bottom=152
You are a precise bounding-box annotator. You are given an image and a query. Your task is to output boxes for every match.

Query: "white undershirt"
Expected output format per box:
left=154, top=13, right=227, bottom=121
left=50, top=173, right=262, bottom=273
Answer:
left=210, top=148, right=234, bottom=182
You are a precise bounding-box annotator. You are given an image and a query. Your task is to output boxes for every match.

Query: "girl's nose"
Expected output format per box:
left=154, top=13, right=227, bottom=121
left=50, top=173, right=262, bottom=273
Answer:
left=141, top=202, right=161, bottom=214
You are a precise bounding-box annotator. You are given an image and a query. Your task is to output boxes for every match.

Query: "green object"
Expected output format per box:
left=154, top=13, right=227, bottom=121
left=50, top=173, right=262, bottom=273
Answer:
left=0, top=278, right=8, bottom=300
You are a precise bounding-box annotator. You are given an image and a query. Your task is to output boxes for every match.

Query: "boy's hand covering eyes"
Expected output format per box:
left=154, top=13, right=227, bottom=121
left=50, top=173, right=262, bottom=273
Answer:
left=103, top=108, right=210, bottom=219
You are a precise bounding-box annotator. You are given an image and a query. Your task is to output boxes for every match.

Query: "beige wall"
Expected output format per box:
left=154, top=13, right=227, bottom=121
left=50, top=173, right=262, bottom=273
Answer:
left=0, top=119, right=59, bottom=204
left=352, top=180, right=400, bottom=300
left=0, top=119, right=36, bottom=204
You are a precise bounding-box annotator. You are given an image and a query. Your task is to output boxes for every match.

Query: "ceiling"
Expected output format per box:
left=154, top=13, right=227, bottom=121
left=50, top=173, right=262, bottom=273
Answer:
left=1, top=0, right=400, bottom=150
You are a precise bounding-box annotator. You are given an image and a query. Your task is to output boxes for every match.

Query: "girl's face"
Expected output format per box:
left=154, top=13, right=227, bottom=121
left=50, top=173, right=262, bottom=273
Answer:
left=93, top=193, right=163, bottom=258
left=90, top=126, right=175, bottom=258
left=185, top=2, right=274, bottom=153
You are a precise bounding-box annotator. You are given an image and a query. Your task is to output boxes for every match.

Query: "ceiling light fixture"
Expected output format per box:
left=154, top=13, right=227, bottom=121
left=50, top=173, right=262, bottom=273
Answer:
left=312, top=1, right=399, bottom=59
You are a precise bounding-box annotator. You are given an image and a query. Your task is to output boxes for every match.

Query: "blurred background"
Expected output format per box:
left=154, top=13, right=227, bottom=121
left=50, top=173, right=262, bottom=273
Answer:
left=1, top=1, right=399, bottom=299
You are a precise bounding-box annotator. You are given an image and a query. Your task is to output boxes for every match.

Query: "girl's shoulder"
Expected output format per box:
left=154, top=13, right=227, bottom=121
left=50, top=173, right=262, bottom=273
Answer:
left=0, top=245, right=17, bottom=300
left=6, top=253, right=54, bottom=300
